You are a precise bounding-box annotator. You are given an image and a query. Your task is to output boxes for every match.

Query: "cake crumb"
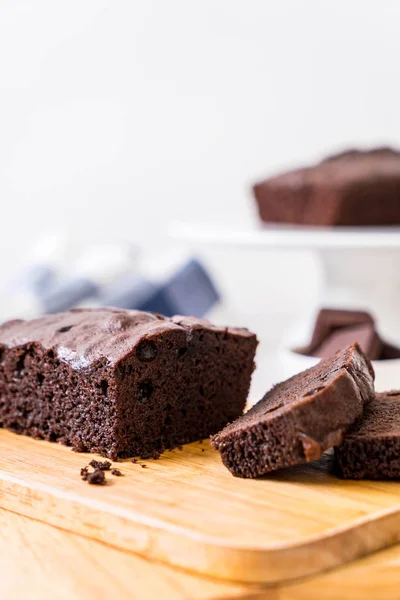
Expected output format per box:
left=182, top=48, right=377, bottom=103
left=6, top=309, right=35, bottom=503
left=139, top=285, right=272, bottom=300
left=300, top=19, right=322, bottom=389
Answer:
left=201, top=448, right=205, bottom=452
left=87, top=469, right=106, bottom=485
left=111, top=469, right=122, bottom=476
left=131, top=457, right=137, bottom=464
left=89, top=459, right=111, bottom=471
left=80, top=466, right=89, bottom=480
left=141, top=464, right=147, bottom=469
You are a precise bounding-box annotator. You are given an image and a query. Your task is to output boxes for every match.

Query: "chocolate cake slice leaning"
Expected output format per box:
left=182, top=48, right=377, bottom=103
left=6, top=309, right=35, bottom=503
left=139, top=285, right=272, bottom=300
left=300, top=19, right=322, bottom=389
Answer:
left=211, top=343, right=374, bottom=478
left=335, top=391, right=400, bottom=479
left=0, top=308, right=257, bottom=459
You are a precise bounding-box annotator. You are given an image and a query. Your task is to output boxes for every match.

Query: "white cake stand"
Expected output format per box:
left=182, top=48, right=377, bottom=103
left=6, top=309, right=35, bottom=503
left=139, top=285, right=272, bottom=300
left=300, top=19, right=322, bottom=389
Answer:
left=170, top=222, right=400, bottom=342
left=170, top=222, right=400, bottom=397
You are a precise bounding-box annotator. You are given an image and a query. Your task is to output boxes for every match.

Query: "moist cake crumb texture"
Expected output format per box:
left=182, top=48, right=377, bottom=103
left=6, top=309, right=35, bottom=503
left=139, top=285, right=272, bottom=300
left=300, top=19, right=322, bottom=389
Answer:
left=89, top=460, right=111, bottom=471
left=211, top=343, right=374, bottom=478
left=0, top=308, right=257, bottom=459
left=335, top=391, right=400, bottom=479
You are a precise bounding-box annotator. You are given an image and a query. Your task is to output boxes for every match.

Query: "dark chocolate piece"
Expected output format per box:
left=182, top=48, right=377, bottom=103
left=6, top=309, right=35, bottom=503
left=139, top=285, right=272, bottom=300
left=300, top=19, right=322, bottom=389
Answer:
left=253, top=148, right=400, bottom=226
left=0, top=308, right=257, bottom=459
left=312, top=323, right=382, bottom=360
left=380, top=342, right=400, bottom=360
left=211, top=344, right=374, bottom=478
left=111, top=468, right=122, bottom=476
left=305, top=308, right=400, bottom=361
left=308, top=309, right=374, bottom=354
left=335, top=391, right=400, bottom=479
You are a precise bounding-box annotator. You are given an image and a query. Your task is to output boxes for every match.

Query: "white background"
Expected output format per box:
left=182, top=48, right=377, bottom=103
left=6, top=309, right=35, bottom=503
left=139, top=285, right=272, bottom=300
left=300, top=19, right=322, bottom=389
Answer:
left=0, top=0, right=399, bottom=394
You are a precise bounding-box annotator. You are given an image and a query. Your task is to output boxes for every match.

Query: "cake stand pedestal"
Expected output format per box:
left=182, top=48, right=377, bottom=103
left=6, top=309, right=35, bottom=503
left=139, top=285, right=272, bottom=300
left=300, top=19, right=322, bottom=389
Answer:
left=170, top=223, right=400, bottom=395
left=170, top=222, right=400, bottom=343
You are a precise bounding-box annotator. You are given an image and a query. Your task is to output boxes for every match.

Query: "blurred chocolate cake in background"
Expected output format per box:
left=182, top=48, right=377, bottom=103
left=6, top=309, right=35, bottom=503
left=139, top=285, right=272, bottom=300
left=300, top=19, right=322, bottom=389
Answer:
left=253, top=147, right=400, bottom=226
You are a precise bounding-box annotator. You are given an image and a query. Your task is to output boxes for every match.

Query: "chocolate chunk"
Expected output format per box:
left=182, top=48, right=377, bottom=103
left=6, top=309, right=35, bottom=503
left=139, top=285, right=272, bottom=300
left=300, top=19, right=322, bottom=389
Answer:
left=80, top=466, right=89, bottom=480
left=211, top=343, right=374, bottom=478
left=380, top=342, right=400, bottom=360
left=253, top=147, right=400, bottom=226
left=308, top=309, right=374, bottom=354
left=312, top=323, right=382, bottom=360
left=136, top=340, right=158, bottom=363
left=335, top=392, right=400, bottom=479
left=111, top=469, right=122, bottom=476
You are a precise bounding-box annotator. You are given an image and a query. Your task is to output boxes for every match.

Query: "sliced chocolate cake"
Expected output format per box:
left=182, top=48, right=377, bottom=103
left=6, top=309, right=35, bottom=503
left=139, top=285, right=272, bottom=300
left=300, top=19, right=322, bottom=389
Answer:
left=335, top=391, right=400, bottom=479
left=0, top=308, right=257, bottom=459
left=253, top=147, right=400, bottom=226
left=211, top=343, right=374, bottom=478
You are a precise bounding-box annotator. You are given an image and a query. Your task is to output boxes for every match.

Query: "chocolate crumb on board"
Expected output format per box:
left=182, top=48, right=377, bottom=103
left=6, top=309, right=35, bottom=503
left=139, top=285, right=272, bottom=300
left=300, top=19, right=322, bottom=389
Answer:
left=80, top=466, right=89, bottom=480
left=89, top=459, right=111, bottom=471
left=131, top=457, right=137, bottom=464
left=87, top=469, right=106, bottom=485
left=201, top=448, right=205, bottom=452
left=111, top=469, right=122, bottom=476
left=141, top=464, right=147, bottom=469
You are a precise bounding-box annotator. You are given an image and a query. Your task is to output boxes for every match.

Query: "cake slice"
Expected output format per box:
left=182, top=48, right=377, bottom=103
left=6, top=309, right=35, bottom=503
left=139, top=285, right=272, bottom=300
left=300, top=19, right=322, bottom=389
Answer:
left=253, top=147, right=400, bottom=226
left=211, top=343, right=374, bottom=478
left=335, top=391, right=400, bottom=479
left=0, top=308, right=257, bottom=459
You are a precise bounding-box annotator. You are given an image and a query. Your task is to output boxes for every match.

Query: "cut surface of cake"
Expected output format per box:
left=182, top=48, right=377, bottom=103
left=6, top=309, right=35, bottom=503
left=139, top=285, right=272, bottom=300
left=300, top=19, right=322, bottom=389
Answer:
left=0, top=308, right=257, bottom=459
left=335, top=391, right=400, bottom=479
left=211, top=343, right=374, bottom=478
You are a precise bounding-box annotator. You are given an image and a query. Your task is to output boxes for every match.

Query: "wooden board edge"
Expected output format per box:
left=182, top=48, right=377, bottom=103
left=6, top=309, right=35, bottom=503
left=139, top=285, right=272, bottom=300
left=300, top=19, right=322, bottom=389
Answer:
left=1, top=472, right=400, bottom=585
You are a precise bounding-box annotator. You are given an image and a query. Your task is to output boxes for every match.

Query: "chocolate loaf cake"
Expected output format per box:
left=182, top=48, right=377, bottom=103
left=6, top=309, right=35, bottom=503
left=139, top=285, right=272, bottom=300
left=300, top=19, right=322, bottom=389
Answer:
left=253, top=148, right=400, bottom=226
left=211, top=344, right=374, bottom=478
left=335, top=391, right=400, bottom=479
left=0, top=308, right=257, bottom=459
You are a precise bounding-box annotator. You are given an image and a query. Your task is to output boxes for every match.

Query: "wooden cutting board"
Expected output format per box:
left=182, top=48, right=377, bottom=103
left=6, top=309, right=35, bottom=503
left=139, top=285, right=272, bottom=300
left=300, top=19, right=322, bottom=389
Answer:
left=1, top=429, right=400, bottom=585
